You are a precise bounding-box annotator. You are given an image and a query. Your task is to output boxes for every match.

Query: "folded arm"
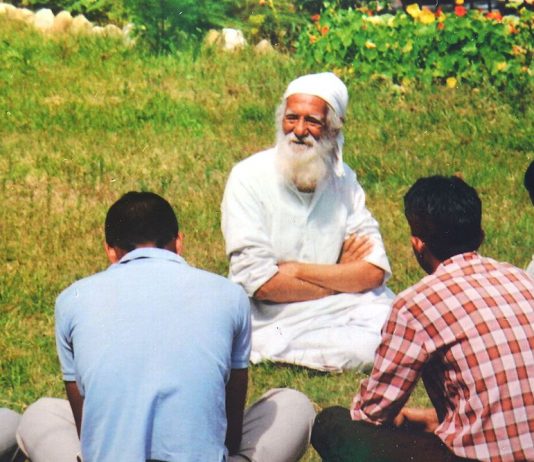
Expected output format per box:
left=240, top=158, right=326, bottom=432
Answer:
left=278, top=260, right=384, bottom=294
left=255, top=235, right=382, bottom=302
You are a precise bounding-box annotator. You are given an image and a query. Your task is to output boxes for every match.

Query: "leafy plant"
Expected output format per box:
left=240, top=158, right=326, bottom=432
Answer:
left=123, top=0, right=237, bottom=54
left=297, top=3, right=533, bottom=91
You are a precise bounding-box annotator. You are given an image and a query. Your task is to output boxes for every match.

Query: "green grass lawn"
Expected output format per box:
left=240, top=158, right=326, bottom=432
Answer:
left=0, top=17, right=532, bottom=461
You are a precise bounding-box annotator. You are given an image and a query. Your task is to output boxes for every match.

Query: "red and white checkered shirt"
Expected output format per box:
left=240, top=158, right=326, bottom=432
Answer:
left=352, top=252, right=534, bottom=462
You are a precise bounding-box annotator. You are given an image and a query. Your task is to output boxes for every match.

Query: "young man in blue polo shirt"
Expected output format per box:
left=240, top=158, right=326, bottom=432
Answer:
left=17, top=192, right=315, bottom=462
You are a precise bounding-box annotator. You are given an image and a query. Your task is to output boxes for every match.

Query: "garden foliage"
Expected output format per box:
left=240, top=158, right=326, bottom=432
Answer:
left=297, top=4, right=533, bottom=89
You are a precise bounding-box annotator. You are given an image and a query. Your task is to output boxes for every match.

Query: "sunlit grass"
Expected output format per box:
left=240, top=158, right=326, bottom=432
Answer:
left=1, top=17, right=532, bottom=461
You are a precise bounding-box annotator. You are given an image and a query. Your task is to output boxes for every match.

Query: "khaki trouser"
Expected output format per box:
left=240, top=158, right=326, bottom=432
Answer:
left=17, top=388, right=315, bottom=462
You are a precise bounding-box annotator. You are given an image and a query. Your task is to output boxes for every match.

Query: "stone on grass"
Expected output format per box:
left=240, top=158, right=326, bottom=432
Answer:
left=122, top=23, right=135, bottom=46
left=204, top=29, right=221, bottom=47
left=92, top=25, right=105, bottom=35
left=71, top=14, right=92, bottom=34
left=33, top=8, right=54, bottom=32
left=14, top=7, right=34, bottom=23
left=221, top=28, right=246, bottom=51
left=255, top=39, right=274, bottom=54
left=52, top=10, right=73, bottom=33
left=0, top=3, right=17, bottom=16
left=104, top=24, right=122, bottom=38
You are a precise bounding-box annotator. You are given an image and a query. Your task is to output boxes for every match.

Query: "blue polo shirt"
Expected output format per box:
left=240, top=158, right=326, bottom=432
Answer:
left=55, top=248, right=251, bottom=462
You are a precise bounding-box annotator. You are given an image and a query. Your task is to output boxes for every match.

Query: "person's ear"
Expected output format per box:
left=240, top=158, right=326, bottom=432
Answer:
left=478, top=229, right=485, bottom=248
left=410, top=236, right=426, bottom=254
left=104, top=243, right=121, bottom=263
left=175, top=232, right=184, bottom=256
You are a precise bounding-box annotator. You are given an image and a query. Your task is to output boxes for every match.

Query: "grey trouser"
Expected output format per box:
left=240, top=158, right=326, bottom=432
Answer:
left=0, top=408, right=21, bottom=462
left=17, top=388, right=315, bottom=462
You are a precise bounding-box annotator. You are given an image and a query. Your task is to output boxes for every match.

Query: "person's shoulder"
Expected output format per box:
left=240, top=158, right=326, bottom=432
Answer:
left=338, top=163, right=362, bottom=188
left=230, top=148, right=275, bottom=177
left=186, top=265, right=248, bottom=300
left=55, top=269, right=109, bottom=312
left=478, top=254, right=534, bottom=284
left=392, top=272, right=440, bottom=313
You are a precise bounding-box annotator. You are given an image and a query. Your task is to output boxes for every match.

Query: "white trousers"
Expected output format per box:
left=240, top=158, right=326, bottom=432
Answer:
left=17, top=388, right=315, bottom=462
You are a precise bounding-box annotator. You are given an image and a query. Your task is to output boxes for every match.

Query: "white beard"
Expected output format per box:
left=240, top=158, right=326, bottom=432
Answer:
left=275, top=130, right=336, bottom=192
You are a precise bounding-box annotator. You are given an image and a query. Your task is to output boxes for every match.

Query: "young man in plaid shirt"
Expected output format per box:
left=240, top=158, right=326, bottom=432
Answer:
left=312, top=175, right=534, bottom=462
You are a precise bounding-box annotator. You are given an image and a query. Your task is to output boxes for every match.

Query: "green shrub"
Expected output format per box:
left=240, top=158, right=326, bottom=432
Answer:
left=296, top=4, right=533, bottom=91
left=123, top=0, right=238, bottom=54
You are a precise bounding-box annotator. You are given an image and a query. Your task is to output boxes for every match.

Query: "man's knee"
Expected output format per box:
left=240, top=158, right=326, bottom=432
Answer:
left=17, top=398, right=73, bottom=456
left=268, top=388, right=316, bottom=427
left=311, top=406, right=351, bottom=448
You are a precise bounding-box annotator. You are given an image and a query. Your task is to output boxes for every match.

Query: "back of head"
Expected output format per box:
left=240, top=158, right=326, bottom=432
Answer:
left=404, top=176, right=483, bottom=261
left=525, top=160, right=534, bottom=204
left=105, top=191, right=179, bottom=252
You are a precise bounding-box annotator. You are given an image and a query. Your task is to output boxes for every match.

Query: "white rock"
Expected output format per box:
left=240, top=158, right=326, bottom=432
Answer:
left=122, top=22, right=135, bottom=46
left=52, top=10, right=73, bottom=33
left=221, top=28, right=246, bottom=51
left=14, top=7, right=34, bottom=23
left=0, top=3, right=17, bottom=17
left=204, top=29, right=221, bottom=47
left=255, top=39, right=274, bottom=54
left=71, top=14, right=92, bottom=34
left=92, top=25, right=105, bottom=35
left=33, top=8, right=54, bottom=32
left=104, top=24, right=122, bottom=37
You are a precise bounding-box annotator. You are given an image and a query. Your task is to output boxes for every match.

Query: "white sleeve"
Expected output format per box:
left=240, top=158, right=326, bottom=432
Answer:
left=345, top=170, right=392, bottom=281
left=221, top=166, right=278, bottom=297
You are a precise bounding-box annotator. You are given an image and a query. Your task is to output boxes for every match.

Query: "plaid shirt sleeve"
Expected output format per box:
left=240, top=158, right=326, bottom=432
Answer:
left=351, top=295, right=431, bottom=424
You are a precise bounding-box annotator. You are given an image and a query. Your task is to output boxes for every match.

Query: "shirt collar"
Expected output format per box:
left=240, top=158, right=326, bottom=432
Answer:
left=439, top=251, right=479, bottom=268
left=116, top=247, right=185, bottom=266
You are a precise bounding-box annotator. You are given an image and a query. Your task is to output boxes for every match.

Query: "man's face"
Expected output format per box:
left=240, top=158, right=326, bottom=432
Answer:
left=282, top=94, right=328, bottom=142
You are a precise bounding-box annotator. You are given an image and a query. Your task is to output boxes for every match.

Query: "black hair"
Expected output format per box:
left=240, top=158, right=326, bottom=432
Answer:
left=404, top=175, right=483, bottom=261
left=525, top=160, right=534, bottom=203
left=105, top=191, right=179, bottom=251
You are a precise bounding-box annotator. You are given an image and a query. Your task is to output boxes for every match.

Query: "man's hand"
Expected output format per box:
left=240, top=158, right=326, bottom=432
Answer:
left=393, top=407, right=439, bottom=433
left=338, top=235, right=373, bottom=264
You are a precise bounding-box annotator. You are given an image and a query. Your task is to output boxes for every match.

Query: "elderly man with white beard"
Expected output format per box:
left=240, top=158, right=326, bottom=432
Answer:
left=221, top=73, right=394, bottom=371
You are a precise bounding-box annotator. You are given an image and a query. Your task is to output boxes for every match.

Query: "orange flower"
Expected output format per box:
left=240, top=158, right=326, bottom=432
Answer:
left=436, top=6, right=443, bottom=16
left=309, top=35, right=317, bottom=44
left=311, top=14, right=320, bottom=22
left=437, top=22, right=445, bottom=30
left=259, top=0, right=266, bottom=5
left=321, top=25, right=329, bottom=36
left=485, top=10, right=502, bottom=21
left=454, top=5, right=467, bottom=16
left=508, top=24, right=519, bottom=34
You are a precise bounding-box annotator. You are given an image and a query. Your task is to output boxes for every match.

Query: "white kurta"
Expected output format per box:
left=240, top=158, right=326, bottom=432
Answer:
left=221, top=148, right=394, bottom=371
left=527, top=256, right=534, bottom=278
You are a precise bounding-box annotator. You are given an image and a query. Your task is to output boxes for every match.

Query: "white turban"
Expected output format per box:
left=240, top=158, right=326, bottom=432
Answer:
left=283, top=72, right=348, bottom=177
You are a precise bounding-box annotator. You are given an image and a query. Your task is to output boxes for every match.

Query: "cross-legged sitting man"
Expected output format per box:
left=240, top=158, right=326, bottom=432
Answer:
left=312, top=175, right=534, bottom=461
left=221, top=72, right=394, bottom=372
left=0, top=408, right=21, bottom=462
left=17, top=191, right=315, bottom=462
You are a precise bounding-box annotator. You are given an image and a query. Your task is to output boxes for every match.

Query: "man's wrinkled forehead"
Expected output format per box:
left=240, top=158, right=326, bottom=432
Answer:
left=283, top=72, right=349, bottom=119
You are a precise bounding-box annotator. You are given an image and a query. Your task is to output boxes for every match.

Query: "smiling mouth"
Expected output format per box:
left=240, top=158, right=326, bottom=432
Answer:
left=291, top=139, right=312, bottom=147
